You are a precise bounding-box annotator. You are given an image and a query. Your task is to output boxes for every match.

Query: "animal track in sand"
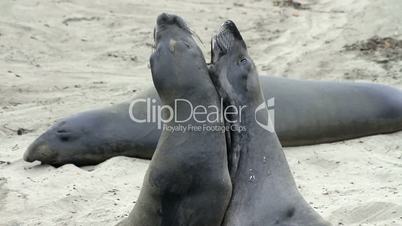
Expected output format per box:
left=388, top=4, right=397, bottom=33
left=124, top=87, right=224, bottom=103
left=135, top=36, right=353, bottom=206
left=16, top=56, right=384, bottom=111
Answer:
left=329, top=201, right=402, bottom=225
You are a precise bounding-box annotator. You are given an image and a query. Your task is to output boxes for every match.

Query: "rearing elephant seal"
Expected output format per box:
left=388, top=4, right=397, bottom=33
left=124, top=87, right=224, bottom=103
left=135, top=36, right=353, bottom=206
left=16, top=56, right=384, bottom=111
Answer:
left=118, top=14, right=231, bottom=226
left=209, top=20, right=329, bottom=225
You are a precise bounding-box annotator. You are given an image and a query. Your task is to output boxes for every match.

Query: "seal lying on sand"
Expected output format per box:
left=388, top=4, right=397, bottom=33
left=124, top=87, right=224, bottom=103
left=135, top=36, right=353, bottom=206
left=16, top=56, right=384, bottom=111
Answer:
left=24, top=33, right=402, bottom=167
left=210, top=20, right=329, bottom=226
left=118, top=14, right=231, bottom=226
left=24, top=77, right=402, bottom=166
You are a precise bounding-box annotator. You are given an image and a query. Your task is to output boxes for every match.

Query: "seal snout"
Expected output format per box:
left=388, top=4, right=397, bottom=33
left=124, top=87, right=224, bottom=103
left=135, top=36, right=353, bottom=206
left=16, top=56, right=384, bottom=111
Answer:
left=215, top=20, right=244, bottom=46
left=156, top=13, right=173, bottom=26
left=212, top=20, right=246, bottom=62
left=221, top=20, right=244, bottom=41
left=156, top=13, right=189, bottom=32
left=23, top=137, right=56, bottom=163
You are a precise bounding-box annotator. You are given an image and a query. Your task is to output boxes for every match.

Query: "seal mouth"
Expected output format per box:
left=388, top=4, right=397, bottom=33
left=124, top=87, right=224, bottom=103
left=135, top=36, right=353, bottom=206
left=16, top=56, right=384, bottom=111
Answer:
left=24, top=136, right=58, bottom=164
left=156, top=13, right=190, bottom=31
left=211, top=20, right=246, bottom=63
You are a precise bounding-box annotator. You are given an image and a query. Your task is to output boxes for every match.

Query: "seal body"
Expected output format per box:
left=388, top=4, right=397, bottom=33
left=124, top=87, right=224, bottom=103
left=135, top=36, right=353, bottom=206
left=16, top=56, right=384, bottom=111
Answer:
left=118, top=14, right=231, bottom=226
left=266, top=77, right=402, bottom=146
left=24, top=76, right=402, bottom=166
left=23, top=88, right=160, bottom=166
left=210, top=20, right=329, bottom=226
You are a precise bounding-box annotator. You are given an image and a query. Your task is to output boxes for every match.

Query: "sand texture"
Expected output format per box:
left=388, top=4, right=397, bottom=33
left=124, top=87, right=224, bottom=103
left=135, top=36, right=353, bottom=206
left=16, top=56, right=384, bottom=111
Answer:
left=1, top=0, right=402, bottom=225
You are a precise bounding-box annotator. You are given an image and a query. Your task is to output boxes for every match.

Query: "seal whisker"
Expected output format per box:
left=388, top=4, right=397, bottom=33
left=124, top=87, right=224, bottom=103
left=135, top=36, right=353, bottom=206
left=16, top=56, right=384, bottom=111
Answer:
left=189, top=28, right=205, bottom=48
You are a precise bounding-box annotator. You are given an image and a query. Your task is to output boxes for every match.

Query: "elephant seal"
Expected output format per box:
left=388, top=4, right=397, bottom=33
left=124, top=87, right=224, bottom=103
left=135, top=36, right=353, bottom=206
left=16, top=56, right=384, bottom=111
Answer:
left=118, top=14, right=231, bottom=226
left=24, top=76, right=402, bottom=166
left=209, top=20, right=329, bottom=225
left=23, top=88, right=161, bottom=166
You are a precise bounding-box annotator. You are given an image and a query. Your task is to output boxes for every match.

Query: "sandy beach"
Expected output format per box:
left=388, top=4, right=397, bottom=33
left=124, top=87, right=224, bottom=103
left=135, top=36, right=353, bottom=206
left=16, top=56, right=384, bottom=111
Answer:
left=1, top=0, right=402, bottom=225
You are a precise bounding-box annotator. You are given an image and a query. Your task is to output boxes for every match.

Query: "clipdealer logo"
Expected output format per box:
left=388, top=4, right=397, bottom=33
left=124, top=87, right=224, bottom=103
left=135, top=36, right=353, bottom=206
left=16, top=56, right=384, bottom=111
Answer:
left=128, top=98, right=275, bottom=133
left=255, top=97, right=275, bottom=133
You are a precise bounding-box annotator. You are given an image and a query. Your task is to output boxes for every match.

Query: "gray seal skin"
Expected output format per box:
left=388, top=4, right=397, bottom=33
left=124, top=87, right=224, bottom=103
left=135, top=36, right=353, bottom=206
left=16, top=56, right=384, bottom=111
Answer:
left=210, top=20, right=329, bottom=226
left=118, top=14, right=231, bottom=226
left=24, top=76, right=402, bottom=166
left=24, top=88, right=161, bottom=166
left=270, top=78, right=402, bottom=146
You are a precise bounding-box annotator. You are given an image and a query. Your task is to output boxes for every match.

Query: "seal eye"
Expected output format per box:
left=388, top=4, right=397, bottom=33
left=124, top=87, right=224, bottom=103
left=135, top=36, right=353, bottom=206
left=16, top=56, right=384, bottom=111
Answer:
left=183, top=41, right=191, bottom=48
left=240, top=57, right=248, bottom=65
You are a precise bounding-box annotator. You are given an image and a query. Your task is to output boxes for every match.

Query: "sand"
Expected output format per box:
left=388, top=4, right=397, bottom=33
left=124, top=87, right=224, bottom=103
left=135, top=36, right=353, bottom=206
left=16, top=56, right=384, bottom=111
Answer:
left=1, top=0, right=402, bottom=225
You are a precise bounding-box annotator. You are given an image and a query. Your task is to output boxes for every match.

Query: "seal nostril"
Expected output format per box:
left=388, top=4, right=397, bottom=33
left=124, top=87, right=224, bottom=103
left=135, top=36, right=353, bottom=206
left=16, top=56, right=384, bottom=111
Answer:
left=172, top=15, right=180, bottom=26
left=157, top=13, right=170, bottom=25
left=59, top=135, right=70, bottom=142
left=286, top=207, right=296, bottom=218
left=224, top=20, right=232, bottom=26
